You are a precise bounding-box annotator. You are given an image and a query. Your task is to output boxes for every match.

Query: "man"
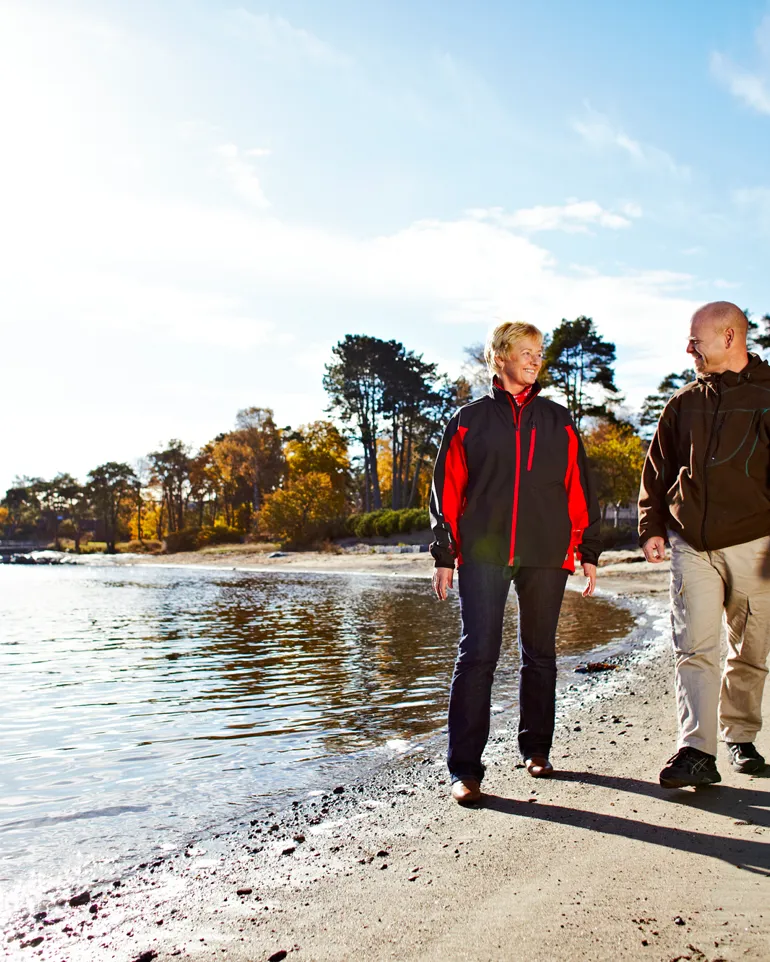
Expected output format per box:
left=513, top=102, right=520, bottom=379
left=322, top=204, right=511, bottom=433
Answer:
left=639, top=301, right=770, bottom=788
left=431, top=320, right=601, bottom=805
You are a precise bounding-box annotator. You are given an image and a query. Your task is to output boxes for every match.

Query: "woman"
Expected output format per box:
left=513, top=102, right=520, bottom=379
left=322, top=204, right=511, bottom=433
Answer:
left=430, top=321, right=602, bottom=805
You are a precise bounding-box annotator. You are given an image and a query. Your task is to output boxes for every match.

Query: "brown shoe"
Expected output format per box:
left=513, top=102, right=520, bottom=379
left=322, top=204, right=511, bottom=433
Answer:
left=451, top=779, right=482, bottom=805
left=525, top=755, right=554, bottom=778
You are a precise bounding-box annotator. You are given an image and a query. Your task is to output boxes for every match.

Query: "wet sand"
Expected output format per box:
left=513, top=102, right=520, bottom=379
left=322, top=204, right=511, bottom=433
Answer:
left=4, top=551, right=769, bottom=961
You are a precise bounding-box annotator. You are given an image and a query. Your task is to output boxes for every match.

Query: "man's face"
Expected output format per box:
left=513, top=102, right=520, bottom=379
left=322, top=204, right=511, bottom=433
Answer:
left=686, top=315, right=728, bottom=374
left=497, top=337, right=543, bottom=387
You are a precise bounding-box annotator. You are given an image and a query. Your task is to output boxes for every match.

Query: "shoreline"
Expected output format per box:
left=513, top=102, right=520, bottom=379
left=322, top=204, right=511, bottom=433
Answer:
left=6, top=544, right=671, bottom=593
left=5, top=560, right=770, bottom=961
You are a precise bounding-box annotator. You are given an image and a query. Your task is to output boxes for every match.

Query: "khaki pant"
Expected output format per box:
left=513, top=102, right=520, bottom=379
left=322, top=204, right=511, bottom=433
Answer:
left=669, top=531, right=770, bottom=756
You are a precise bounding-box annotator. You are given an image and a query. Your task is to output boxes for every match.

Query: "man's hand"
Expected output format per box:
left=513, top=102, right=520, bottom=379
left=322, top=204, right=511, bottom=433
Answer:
left=432, top=566, right=454, bottom=600
left=582, top=562, right=597, bottom=597
left=642, top=536, right=667, bottom=563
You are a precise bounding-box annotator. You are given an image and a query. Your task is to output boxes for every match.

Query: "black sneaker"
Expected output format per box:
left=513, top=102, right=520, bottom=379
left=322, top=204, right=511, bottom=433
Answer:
left=659, top=747, right=721, bottom=788
left=726, top=742, right=766, bottom=774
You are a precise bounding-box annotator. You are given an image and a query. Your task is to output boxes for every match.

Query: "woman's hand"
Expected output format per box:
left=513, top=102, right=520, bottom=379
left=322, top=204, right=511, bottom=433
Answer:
left=582, top=562, right=597, bottom=597
left=432, top=566, right=454, bottom=600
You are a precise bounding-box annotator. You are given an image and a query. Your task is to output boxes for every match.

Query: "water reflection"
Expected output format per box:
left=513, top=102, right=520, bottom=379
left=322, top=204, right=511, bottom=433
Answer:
left=0, top=564, right=633, bottom=912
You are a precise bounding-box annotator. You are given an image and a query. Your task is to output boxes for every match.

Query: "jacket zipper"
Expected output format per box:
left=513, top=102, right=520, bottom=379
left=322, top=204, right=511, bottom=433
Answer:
left=701, top=381, right=722, bottom=552
left=527, top=427, right=536, bottom=471
left=507, top=397, right=522, bottom=565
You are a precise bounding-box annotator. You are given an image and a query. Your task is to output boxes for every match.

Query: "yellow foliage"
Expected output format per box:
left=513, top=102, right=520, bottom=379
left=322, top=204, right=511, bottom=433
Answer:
left=259, top=472, right=346, bottom=546
left=285, top=421, right=349, bottom=492
left=584, top=421, right=646, bottom=508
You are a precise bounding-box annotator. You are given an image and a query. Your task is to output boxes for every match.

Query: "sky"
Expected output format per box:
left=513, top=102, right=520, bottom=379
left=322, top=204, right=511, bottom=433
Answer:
left=2, top=0, right=770, bottom=493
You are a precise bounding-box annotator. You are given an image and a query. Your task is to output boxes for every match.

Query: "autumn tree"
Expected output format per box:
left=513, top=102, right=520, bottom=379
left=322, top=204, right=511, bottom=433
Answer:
left=541, top=316, right=619, bottom=432
left=87, top=462, right=137, bottom=553
left=284, top=421, right=350, bottom=493
left=584, top=422, right=645, bottom=523
left=210, top=433, right=251, bottom=528
left=259, top=472, right=346, bottom=546
left=232, top=407, right=285, bottom=515
left=188, top=443, right=220, bottom=528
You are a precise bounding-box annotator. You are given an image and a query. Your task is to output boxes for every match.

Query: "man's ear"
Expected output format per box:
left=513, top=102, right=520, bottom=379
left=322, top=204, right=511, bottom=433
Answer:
left=724, top=327, right=735, bottom=348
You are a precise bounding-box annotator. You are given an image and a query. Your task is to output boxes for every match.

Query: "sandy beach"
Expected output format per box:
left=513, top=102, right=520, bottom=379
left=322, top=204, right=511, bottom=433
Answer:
left=4, top=550, right=769, bottom=962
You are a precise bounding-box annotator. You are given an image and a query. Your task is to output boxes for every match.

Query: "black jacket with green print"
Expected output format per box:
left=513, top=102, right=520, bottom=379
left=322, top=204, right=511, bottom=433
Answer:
left=639, top=353, right=770, bottom=552
left=429, top=379, right=602, bottom=571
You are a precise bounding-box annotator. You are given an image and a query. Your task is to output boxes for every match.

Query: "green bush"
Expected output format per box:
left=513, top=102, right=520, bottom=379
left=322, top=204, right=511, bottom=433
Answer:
left=346, top=507, right=431, bottom=538
left=398, top=508, right=429, bottom=533
left=163, top=527, right=201, bottom=553
left=197, top=524, right=243, bottom=547
left=163, top=524, right=243, bottom=553
left=118, top=540, right=163, bottom=554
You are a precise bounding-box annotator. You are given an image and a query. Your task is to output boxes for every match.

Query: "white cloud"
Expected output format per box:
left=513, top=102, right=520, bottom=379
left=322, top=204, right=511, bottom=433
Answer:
left=711, top=52, right=770, bottom=113
left=468, top=199, right=639, bottom=234
left=571, top=104, right=690, bottom=179
left=215, top=143, right=271, bottom=208
left=230, top=9, right=349, bottom=66
left=711, top=17, right=770, bottom=115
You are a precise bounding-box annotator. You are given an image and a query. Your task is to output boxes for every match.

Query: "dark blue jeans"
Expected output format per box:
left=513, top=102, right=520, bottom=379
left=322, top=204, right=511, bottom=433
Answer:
left=447, top=563, right=569, bottom=784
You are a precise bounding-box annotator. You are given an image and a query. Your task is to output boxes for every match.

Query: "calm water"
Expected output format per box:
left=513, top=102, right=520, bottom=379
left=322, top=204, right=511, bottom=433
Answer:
left=0, top=563, right=633, bottom=913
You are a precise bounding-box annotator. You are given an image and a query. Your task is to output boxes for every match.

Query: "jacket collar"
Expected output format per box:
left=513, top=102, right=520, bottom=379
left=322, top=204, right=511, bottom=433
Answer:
left=698, top=352, right=765, bottom=391
left=490, top=375, right=542, bottom=405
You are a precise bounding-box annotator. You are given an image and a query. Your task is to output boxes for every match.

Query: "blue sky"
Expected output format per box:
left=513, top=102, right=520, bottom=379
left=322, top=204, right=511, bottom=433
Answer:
left=2, top=0, right=770, bottom=493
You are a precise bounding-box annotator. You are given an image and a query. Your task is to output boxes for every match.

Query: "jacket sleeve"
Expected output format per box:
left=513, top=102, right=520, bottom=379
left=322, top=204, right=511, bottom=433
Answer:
left=565, top=424, right=602, bottom=567
left=429, top=411, right=468, bottom=569
left=638, top=402, right=676, bottom=544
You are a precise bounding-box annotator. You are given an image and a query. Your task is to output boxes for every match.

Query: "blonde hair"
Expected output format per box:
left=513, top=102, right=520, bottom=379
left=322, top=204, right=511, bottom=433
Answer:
left=484, top=321, right=543, bottom=376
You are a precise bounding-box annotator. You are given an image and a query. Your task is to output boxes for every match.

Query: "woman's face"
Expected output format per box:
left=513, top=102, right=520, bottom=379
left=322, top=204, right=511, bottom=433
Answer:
left=497, top=336, right=543, bottom=388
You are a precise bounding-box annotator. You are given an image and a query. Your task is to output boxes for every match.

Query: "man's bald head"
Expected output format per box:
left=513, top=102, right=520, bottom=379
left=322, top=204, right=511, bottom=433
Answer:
left=687, top=301, right=750, bottom=375
left=692, top=301, right=748, bottom=339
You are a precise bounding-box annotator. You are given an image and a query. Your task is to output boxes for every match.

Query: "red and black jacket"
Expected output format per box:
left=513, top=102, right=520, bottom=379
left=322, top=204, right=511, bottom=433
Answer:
left=429, top=379, right=602, bottom=571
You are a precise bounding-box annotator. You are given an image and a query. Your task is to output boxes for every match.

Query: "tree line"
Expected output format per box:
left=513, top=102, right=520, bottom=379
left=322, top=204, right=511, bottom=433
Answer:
left=4, top=310, right=769, bottom=551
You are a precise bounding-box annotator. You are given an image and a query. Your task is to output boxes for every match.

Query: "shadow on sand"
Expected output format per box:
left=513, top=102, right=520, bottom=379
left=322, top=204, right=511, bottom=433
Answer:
left=480, top=770, right=770, bottom=876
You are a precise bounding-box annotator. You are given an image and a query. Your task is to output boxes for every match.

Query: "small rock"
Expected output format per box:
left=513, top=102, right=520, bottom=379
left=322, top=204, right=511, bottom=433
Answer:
left=281, top=846, right=296, bottom=856
left=33, top=912, right=47, bottom=922
left=20, top=937, right=44, bottom=948
left=236, top=888, right=253, bottom=896
left=376, top=850, right=389, bottom=857
left=268, top=952, right=288, bottom=962
left=733, top=819, right=753, bottom=826
left=69, top=891, right=91, bottom=908
left=131, top=952, right=158, bottom=962
left=89, top=904, right=99, bottom=914
left=333, top=785, right=345, bottom=794
left=673, top=916, right=685, bottom=925
left=293, top=834, right=305, bottom=843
